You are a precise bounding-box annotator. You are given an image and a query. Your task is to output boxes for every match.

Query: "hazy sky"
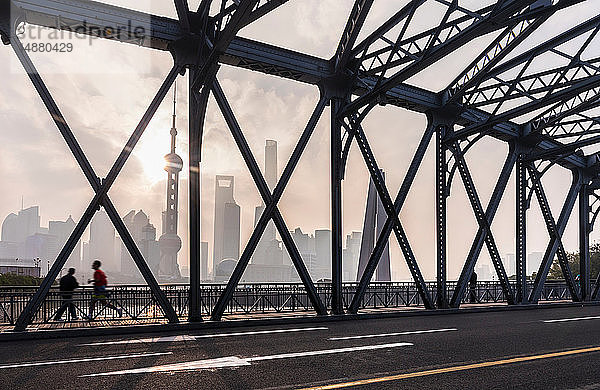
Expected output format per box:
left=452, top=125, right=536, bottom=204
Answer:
left=1, top=0, right=599, bottom=281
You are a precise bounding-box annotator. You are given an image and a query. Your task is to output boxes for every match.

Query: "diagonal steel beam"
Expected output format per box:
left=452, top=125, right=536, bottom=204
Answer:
left=348, top=124, right=435, bottom=313
left=333, top=0, right=374, bottom=72
left=191, top=0, right=259, bottom=92
left=210, top=80, right=327, bottom=320
left=445, top=14, right=551, bottom=105
left=174, top=0, right=191, bottom=32
left=450, top=143, right=517, bottom=307
left=9, top=37, right=181, bottom=330
left=212, top=0, right=290, bottom=31
left=452, top=74, right=600, bottom=141
left=528, top=168, right=581, bottom=303
left=344, top=0, right=549, bottom=115
left=345, top=120, right=434, bottom=310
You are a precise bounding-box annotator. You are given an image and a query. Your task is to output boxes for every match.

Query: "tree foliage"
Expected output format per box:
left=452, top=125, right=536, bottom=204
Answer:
left=548, top=242, right=600, bottom=280
left=0, top=273, right=46, bottom=286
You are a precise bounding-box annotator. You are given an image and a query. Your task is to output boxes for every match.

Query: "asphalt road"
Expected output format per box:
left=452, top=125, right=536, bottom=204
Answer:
left=3, top=306, right=600, bottom=389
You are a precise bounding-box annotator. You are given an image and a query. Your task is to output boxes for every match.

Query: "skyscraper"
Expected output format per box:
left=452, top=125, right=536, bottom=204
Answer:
left=253, top=140, right=280, bottom=266
left=200, top=241, right=209, bottom=280
left=2, top=206, right=41, bottom=244
left=121, top=210, right=161, bottom=277
left=159, top=85, right=183, bottom=279
left=314, top=229, right=331, bottom=281
left=48, top=215, right=80, bottom=270
left=88, top=209, right=116, bottom=272
left=343, top=231, right=361, bottom=281
left=213, top=175, right=241, bottom=278
left=357, top=172, right=391, bottom=282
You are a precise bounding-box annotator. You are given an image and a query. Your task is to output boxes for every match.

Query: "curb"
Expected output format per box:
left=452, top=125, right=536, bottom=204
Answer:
left=1, top=301, right=597, bottom=342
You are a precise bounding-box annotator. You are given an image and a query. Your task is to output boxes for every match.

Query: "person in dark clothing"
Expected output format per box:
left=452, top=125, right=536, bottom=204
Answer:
left=54, top=268, right=79, bottom=321
left=469, top=271, right=478, bottom=303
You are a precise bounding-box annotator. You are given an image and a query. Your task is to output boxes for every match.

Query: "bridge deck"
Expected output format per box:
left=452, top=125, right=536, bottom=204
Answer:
left=2, top=305, right=600, bottom=389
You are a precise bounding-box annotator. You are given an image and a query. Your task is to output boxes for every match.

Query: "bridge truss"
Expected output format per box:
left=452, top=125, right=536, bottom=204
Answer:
left=1, top=0, right=600, bottom=330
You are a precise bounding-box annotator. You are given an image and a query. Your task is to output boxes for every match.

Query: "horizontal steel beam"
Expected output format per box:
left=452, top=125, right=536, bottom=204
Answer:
left=4, top=0, right=593, bottom=171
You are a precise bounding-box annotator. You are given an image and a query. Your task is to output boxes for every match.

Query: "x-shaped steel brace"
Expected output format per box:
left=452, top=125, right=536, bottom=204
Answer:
left=450, top=141, right=516, bottom=307
left=342, top=119, right=434, bottom=312
left=528, top=167, right=581, bottom=303
left=209, top=80, right=328, bottom=320
left=10, top=36, right=180, bottom=330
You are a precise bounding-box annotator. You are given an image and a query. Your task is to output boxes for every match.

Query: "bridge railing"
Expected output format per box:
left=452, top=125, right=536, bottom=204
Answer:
left=0, top=281, right=572, bottom=326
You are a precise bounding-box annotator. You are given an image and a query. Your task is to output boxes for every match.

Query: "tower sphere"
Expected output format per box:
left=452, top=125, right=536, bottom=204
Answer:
left=164, top=152, right=183, bottom=172
left=159, top=233, right=182, bottom=252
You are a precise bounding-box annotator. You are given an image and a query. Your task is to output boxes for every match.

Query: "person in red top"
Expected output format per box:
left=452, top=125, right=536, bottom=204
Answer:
left=86, top=260, right=122, bottom=320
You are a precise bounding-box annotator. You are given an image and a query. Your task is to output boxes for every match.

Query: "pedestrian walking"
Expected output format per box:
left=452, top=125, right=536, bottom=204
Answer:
left=54, top=268, right=79, bottom=321
left=469, top=271, right=478, bottom=303
left=86, top=260, right=122, bottom=320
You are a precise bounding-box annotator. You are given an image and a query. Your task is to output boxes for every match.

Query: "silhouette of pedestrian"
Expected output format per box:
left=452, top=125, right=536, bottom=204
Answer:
left=86, top=260, right=121, bottom=320
left=54, top=268, right=79, bottom=321
left=469, top=271, right=478, bottom=303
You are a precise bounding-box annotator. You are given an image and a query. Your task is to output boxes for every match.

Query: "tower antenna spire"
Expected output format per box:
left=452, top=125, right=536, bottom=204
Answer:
left=171, top=82, right=177, bottom=153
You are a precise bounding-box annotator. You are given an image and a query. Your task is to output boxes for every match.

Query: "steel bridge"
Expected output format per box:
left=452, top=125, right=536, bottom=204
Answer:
left=1, top=0, right=600, bottom=332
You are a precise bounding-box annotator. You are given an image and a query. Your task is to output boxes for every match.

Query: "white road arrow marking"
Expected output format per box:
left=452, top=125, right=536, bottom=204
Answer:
left=80, top=342, right=413, bottom=377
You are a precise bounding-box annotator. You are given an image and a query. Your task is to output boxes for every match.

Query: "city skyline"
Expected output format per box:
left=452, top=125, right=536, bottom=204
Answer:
left=1, top=1, right=598, bottom=283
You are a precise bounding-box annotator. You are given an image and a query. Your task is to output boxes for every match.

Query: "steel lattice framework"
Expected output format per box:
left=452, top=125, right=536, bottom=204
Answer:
left=1, top=0, right=600, bottom=330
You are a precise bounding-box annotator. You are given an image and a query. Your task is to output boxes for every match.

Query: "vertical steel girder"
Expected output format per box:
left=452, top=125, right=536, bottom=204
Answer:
left=528, top=168, right=581, bottom=303
left=331, top=98, right=345, bottom=315
left=579, top=180, right=591, bottom=301
left=348, top=125, right=435, bottom=313
left=346, top=121, right=434, bottom=310
left=516, top=157, right=528, bottom=304
left=9, top=36, right=180, bottom=330
left=210, top=81, right=327, bottom=320
left=450, top=144, right=517, bottom=307
left=188, top=73, right=210, bottom=322
left=436, top=125, right=449, bottom=308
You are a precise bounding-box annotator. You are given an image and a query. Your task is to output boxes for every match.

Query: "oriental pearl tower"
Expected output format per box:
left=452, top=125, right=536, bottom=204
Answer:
left=159, top=84, right=183, bottom=279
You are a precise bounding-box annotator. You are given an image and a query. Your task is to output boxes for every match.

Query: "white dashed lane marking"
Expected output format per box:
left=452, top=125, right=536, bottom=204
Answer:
left=543, top=316, right=600, bottom=323
left=81, top=327, right=329, bottom=346
left=328, top=328, right=457, bottom=341
left=0, top=352, right=172, bottom=370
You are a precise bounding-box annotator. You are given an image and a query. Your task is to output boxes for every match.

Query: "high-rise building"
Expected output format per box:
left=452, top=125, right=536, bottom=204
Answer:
left=1, top=206, right=41, bottom=244
left=213, top=175, right=241, bottom=278
left=159, top=86, right=183, bottom=279
left=253, top=140, right=281, bottom=266
left=357, top=173, right=391, bottom=282
left=504, top=253, right=516, bottom=277
left=528, top=252, right=544, bottom=276
left=343, top=231, right=361, bottom=281
left=200, top=241, right=209, bottom=280
left=314, top=229, right=331, bottom=281
left=1, top=213, right=18, bottom=243
left=120, top=210, right=161, bottom=277
left=48, top=215, right=81, bottom=270
left=88, top=209, right=116, bottom=272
